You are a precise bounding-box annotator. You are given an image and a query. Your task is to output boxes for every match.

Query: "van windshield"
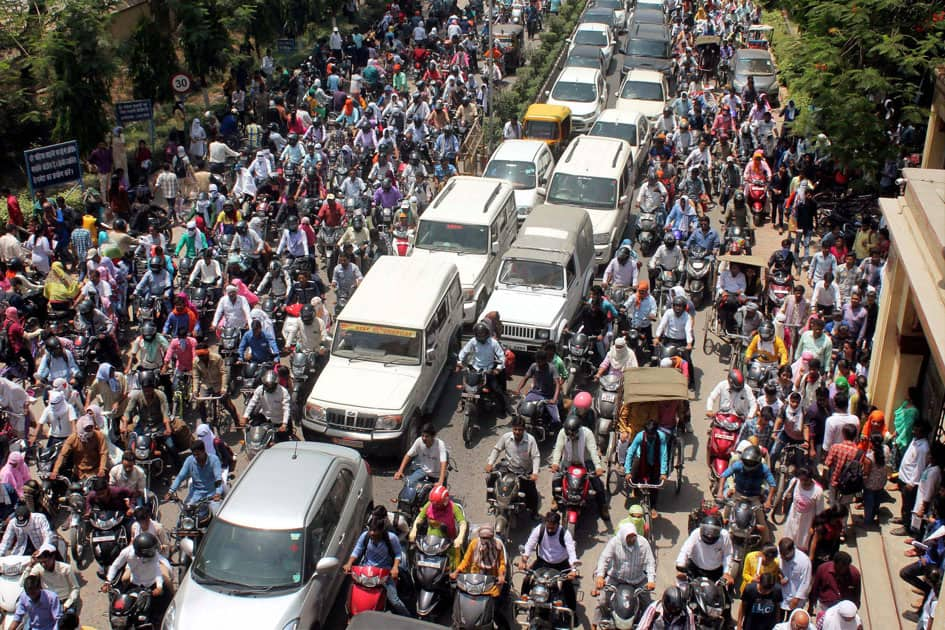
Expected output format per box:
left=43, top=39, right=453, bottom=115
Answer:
left=574, top=29, right=608, bottom=47
left=525, top=120, right=558, bottom=140
left=414, top=220, right=489, bottom=254
left=483, top=159, right=537, bottom=189
left=332, top=322, right=422, bottom=364
left=547, top=173, right=617, bottom=209
left=499, top=259, right=565, bottom=290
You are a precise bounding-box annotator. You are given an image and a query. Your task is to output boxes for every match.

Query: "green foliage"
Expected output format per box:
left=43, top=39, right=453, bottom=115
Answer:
left=169, top=0, right=232, bottom=80
left=766, top=1, right=945, bottom=177
left=39, top=0, right=117, bottom=153
left=123, top=16, right=179, bottom=103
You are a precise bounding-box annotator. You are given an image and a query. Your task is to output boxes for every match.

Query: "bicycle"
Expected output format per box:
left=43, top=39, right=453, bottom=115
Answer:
left=195, top=393, right=231, bottom=435
left=170, top=370, right=193, bottom=420
left=624, top=478, right=664, bottom=550
left=770, top=442, right=812, bottom=525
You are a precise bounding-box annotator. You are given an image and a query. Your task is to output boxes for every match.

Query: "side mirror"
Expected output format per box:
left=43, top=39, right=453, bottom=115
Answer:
left=491, top=240, right=500, bottom=253
left=536, top=186, right=546, bottom=197
left=181, top=537, right=195, bottom=559
left=619, top=195, right=629, bottom=206
left=426, top=346, right=437, bottom=365
left=316, top=557, right=340, bottom=573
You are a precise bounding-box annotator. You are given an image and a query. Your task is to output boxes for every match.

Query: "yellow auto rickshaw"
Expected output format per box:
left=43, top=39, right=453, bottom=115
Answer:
left=522, top=104, right=572, bottom=158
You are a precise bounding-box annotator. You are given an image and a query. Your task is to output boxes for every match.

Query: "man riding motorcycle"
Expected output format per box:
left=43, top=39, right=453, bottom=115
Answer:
left=550, top=414, right=610, bottom=524
left=675, top=515, right=735, bottom=584
left=648, top=233, right=685, bottom=287
left=744, top=320, right=789, bottom=367
left=457, top=322, right=507, bottom=414
left=592, top=524, right=656, bottom=629
left=601, top=244, right=640, bottom=291
left=717, top=444, right=776, bottom=543
left=243, top=370, right=292, bottom=436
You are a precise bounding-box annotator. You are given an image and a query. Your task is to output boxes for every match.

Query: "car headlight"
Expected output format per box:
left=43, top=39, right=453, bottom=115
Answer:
left=462, top=287, right=475, bottom=301
left=517, top=206, right=530, bottom=216
left=161, top=601, right=176, bottom=630
left=282, top=619, right=300, bottom=630
left=376, top=415, right=403, bottom=431
left=594, top=232, right=611, bottom=246
left=536, top=329, right=551, bottom=341
left=306, top=403, right=325, bottom=423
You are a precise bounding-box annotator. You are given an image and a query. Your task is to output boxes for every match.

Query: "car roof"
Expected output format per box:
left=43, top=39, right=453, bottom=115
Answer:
left=593, top=0, right=623, bottom=6
left=629, top=23, right=670, bottom=40
left=508, top=204, right=589, bottom=264
left=556, top=135, right=632, bottom=177
left=595, top=108, right=646, bottom=124
left=489, top=139, right=547, bottom=163
left=624, top=68, right=665, bottom=82
left=735, top=48, right=774, bottom=60
left=575, top=21, right=610, bottom=31
left=423, top=176, right=512, bottom=224
left=632, top=7, right=665, bottom=19
left=556, top=66, right=601, bottom=83
left=339, top=257, right=457, bottom=328
left=218, top=442, right=361, bottom=529
left=569, top=44, right=605, bottom=59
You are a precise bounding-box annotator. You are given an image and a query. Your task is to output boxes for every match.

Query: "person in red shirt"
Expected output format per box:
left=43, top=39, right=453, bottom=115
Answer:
left=317, top=193, right=344, bottom=227
left=810, top=551, right=861, bottom=612
left=2, top=189, right=23, bottom=228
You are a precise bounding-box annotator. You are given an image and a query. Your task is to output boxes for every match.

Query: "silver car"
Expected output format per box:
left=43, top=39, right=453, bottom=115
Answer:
left=162, top=442, right=373, bottom=630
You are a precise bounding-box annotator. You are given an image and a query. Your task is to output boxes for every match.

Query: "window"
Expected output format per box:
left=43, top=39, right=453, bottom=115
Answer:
left=620, top=80, right=664, bottom=101
left=448, top=278, right=462, bottom=309
left=306, top=497, right=343, bottom=577
left=427, top=297, right=448, bottom=339
left=566, top=257, right=577, bottom=286
left=326, top=468, right=353, bottom=514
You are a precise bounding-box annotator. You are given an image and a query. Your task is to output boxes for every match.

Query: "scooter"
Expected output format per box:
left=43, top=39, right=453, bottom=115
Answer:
left=685, top=245, right=713, bottom=308
left=412, top=533, right=454, bottom=620
left=107, top=581, right=161, bottom=629
left=395, top=474, right=436, bottom=525
left=766, top=268, right=793, bottom=313
left=635, top=205, right=664, bottom=255
left=746, top=179, right=768, bottom=227
left=707, top=413, right=743, bottom=495
left=87, top=506, right=132, bottom=574
left=35, top=442, right=69, bottom=519
left=289, top=349, right=319, bottom=416
left=685, top=574, right=730, bottom=630
left=452, top=573, right=502, bottom=630
left=593, top=374, right=622, bottom=455
left=652, top=264, right=680, bottom=313
left=594, top=584, right=650, bottom=629
left=392, top=225, right=413, bottom=256
left=347, top=566, right=392, bottom=618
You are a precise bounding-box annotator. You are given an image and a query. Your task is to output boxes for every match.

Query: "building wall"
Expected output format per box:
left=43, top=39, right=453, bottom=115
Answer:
left=109, top=0, right=151, bottom=42
left=923, top=68, right=945, bottom=170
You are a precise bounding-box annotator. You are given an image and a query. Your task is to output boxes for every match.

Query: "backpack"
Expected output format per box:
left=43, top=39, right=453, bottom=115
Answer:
left=537, top=524, right=565, bottom=547
left=173, top=156, right=188, bottom=179
left=836, top=451, right=865, bottom=496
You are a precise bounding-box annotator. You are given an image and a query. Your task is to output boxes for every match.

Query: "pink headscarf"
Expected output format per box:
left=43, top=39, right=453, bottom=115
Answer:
left=0, top=452, right=30, bottom=497
left=230, top=279, right=259, bottom=307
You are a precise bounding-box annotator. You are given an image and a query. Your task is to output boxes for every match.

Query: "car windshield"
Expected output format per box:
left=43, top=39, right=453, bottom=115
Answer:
left=626, top=38, right=669, bottom=57
left=547, top=173, right=617, bottom=209
left=332, top=322, right=422, bottom=364
left=738, top=57, right=775, bottom=74
left=524, top=120, right=558, bottom=140
left=595, top=0, right=623, bottom=9
left=483, top=159, right=537, bottom=189
left=590, top=121, right=638, bottom=146
left=551, top=81, right=597, bottom=103
left=192, top=521, right=304, bottom=591
left=414, top=220, right=489, bottom=254
left=574, top=30, right=608, bottom=47
left=499, top=259, right=565, bottom=290
left=567, top=54, right=600, bottom=69
left=620, top=80, right=664, bottom=101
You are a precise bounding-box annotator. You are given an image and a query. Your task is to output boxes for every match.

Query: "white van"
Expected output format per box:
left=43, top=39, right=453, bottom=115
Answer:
left=545, top=135, right=634, bottom=266
left=303, top=257, right=462, bottom=453
left=409, top=176, right=517, bottom=323
left=483, top=139, right=556, bottom=221
left=482, top=204, right=596, bottom=354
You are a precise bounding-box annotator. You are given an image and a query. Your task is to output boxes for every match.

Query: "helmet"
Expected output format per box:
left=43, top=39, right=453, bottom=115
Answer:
left=300, top=305, right=315, bottom=323
left=139, top=370, right=157, bottom=389
left=728, top=368, right=744, bottom=391
left=673, top=296, right=687, bottom=308
left=573, top=391, right=592, bottom=411
left=133, top=532, right=159, bottom=559
left=663, top=233, right=677, bottom=248
left=14, top=503, right=29, bottom=526
left=286, top=215, right=300, bottom=231
left=148, top=256, right=163, bottom=272
left=352, top=215, right=364, bottom=230
left=114, top=218, right=127, bottom=231
left=141, top=322, right=157, bottom=341
left=261, top=297, right=276, bottom=316
left=758, top=321, right=774, bottom=341
left=617, top=246, right=630, bottom=260
left=261, top=370, right=279, bottom=392
left=78, top=300, right=94, bottom=316
left=269, top=260, right=282, bottom=274
left=473, top=322, right=490, bottom=342
left=563, top=414, right=582, bottom=439
left=236, top=221, right=248, bottom=235
left=409, top=151, right=420, bottom=165
left=740, top=445, right=763, bottom=470
left=429, top=484, right=450, bottom=507
left=662, top=586, right=686, bottom=617
left=663, top=106, right=672, bottom=116
left=700, top=515, right=722, bottom=544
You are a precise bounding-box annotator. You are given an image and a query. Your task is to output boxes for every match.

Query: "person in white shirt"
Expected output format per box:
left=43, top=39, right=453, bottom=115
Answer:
left=778, top=538, right=812, bottom=614
left=211, top=284, right=252, bottom=332
left=207, top=138, right=240, bottom=173
left=896, top=422, right=932, bottom=536
left=394, top=423, right=449, bottom=487
left=502, top=117, right=522, bottom=139
left=35, top=390, right=76, bottom=448
left=811, top=271, right=840, bottom=316
left=189, top=248, right=222, bottom=289
left=593, top=524, right=656, bottom=623
left=911, top=448, right=942, bottom=533
left=518, top=512, right=579, bottom=611
left=675, top=515, right=735, bottom=584
left=109, top=452, right=147, bottom=496
left=706, top=370, right=758, bottom=420
left=18, top=544, right=80, bottom=612
left=716, top=262, right=747, bottom=332
left=821, top=391, right=859, bottom=453
left=103, top=533, right=167, bottom=614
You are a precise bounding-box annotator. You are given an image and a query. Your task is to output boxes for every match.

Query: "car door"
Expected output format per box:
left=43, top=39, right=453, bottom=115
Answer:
left=537, top=149, right=554, bottom=200
left=597, top=74, right=607, bottom=116
left=300, top=469, right=349, bottom=627
left=636, top=115, right=651, bottom=174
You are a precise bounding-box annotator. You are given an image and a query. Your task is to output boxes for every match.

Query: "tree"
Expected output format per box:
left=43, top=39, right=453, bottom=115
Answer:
left=168, top=0, right=231, bottom=82
left=39, top=0, right=117, bottom=153
left=124, top=16, right=179, bottom=103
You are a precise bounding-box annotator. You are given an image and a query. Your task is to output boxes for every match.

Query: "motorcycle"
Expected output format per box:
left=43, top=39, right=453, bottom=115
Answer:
left=35, top=441, right=69, bottom=519
left=624, top=327, right=652, bottom=367
left=458, top=364, right=501, bottom=448
left=71, top=335, right=98, bottom=384
left=725, top=498, right=763, bottom=589
left=87, top=506, right=132, bottom=575
left=594, top=584, right=650, bottom=629
left=347, top=566, right=392, bottom=618
left=684, top=245, right=712, bottom=308
left=766, top=268, right=793, bottom=313
left=635, top=205, right=663, bottom=255
left=169, top=496, right=213, bottom=580
left=684, top=575, right=730, bottom=630
left=130, top=430, right=173, bottom=489
left=593, top=374, right=622, bottom=455
left=652, top=265, right=680, bottom=313
left=707, top=413, right=743, bottom=495
left=516, top=397, right=556, bottom=443
left=556, top=464, right=594, bottom=538
left=395, top=474, right=436, bottom=526
left=59, top=480, right=93, bottom=568
left=744, top=358, right=777, bottom=395
left=513, top=566, right=578, bottom=629
left=486, top=465, right=529, bottom=538
left=412, top=533, right=454, bottom=620
left=318, top=224, right=343, bottom=274
left=289, top=349, right=320, bottom=416
left=562, top=332, right=596, bottom=397
left=392, top=225, right=413, bottom=256
left=746, top=178, right=768, bottom=226
left=107, top=581, right=160, bottom=629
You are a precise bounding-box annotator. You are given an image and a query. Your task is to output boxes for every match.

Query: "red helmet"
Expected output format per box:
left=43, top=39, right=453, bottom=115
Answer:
left=728, top=369, right=745, bottom=390
left=573, top=391, right=592, bottom=411
left=429, top=485, right=450, bottom=506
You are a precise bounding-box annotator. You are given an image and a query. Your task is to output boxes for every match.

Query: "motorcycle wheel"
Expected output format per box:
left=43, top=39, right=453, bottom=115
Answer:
left=70, top=522, right=87, bottom=568
left=495, top=513, right=508, bottom=538
left=770, top=470, right=789, bottom=525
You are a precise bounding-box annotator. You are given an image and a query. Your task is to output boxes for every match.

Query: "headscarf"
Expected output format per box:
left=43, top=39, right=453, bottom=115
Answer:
left=607, top=337, right=635, bottom=371
left=84, top=404, right=106, bottom=430
left=43, top=262, right=79, bottom=301
left=618, top=522, right=639, bottom=550
left=96, top=363, right=121, bottom=393
left=427, top=496, right=458, bottom=539
left=231, top=278, right=259, bottom=307
left=472, top=525, right=499, bottom=570
left=195, top=424, right=215, bottom=456
left=862, top=410, right=885, bottom=437
left=636, top=280, right=649, bottom=300
left=0, top=452, right=30, bottom=497
left=77, top=416, right=95, bottom=443
left=821, top=600, right=860, bottom=630
left=190, top=118, right=205, bottom=139
left=343, top=98, right=355, bottom=116
left=47, top=390, right=67, bottom=414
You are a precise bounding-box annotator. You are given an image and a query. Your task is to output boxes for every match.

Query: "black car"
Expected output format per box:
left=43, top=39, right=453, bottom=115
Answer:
left=621, top=25, right=674, bottom=88
left=566, top=44, right=608, bottom=73
left=628, top=7, right=666, bottom=28
left=581, top=7, right=620, bottom=37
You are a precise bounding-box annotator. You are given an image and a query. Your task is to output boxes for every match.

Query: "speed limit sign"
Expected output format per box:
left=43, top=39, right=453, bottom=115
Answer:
left=170, top=73, right=192, bottom=94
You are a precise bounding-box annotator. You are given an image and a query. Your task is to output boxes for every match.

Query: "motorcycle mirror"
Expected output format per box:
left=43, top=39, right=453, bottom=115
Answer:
left=181, top=537, right=195, bottom=559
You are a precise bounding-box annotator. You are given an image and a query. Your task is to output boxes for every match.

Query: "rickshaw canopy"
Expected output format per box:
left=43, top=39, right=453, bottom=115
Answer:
left=694, top=35, right=721, bottom=48
left=717, top=253, right=767, bottom=269
left=621, top=367, right=689, bottom=405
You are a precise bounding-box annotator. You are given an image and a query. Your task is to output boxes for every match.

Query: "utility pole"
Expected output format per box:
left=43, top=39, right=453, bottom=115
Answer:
left=486, top=0, right=495, bottom=154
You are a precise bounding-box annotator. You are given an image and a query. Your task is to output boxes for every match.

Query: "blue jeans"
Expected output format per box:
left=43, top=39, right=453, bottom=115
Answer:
left=863, top=487, right=881, bottom=524
left=406, top=465, right=432, bottom=486
left=385, top=578, right=411, bottom=617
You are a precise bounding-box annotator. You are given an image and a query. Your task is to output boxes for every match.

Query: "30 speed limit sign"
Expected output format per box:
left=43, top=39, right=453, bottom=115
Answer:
left=170, top=73, right=193, bottom=94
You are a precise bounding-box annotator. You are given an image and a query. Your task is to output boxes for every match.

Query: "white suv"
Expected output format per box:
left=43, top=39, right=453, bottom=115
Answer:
left=547, top=66, right=609, bottom=133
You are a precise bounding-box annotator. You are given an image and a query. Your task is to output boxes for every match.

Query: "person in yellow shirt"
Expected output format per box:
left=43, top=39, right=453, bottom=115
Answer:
left=740, top=544, right=780, bottom=593
left=449, top=524, right=507, bottom=598
left=745, top=321, right=788, bottom=366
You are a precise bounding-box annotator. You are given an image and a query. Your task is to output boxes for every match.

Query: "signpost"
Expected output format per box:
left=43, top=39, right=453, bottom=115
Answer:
left=170, top=73, right=193, bottom=95
left=23, top=141, right=83, bottom=198
left=276, top=38, right=297, bottom=55
left=115, top=99, right=155, bottom=149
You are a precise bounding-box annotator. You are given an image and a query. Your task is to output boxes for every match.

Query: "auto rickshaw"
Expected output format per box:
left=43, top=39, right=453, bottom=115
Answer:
left=522, top=104, right=572, bottom=158
left=493, top=23, right=526, bottom=72
left=746, top=24, right=774, bottom=49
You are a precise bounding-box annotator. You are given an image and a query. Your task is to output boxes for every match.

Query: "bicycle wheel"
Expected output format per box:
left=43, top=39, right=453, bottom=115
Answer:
left=770, top=470, right=789, bottom=525
left=674, top=438, right=684, bottom=494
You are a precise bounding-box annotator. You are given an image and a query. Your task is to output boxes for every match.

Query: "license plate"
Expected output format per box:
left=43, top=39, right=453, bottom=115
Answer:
left=600, top=392, right=617, bottom=402
left=416, top=560, right=442, bottom=569
left=92, top=536, right=115, bottom=543
left=331, top=438, right=364, bottom=449
left=506, top=342, right=527, bottom=351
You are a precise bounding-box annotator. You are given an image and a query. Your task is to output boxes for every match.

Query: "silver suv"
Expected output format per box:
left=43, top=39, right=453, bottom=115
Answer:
left=162, top=442, right=373, bottom=630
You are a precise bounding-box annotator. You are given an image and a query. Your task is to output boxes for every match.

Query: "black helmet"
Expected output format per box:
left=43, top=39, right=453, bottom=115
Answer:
left=617, top=246, right=630, bottom=261
left=300, top=305, right=315, bottom=323
left=662, top=585, right=686, bottom=617
left=45, top=335, right=61, bottom=353
left=149, top=256, right=163, bottom=272
left=139, top=370, right=158, bottom=389
left=473, top=322, right=490, bottom=342
left=14, top=503, right=29, bottom=526
left=261, top=297, right=276, bottom=316
left=409, top=151, right=420, bottom=165
left=236, top=221, right=248, bottom=234
left=286, top=215, right=300, bottom=231
left=78, top=300, right=94, bottom=316
left=740, top=445, right=763, bottom=470
left=700, top=515, right=722, bottom=544
left=728, top=368, right=744, bottom=391
left=758, top=321, right=774, bottom=341
left=563, top=414, right=582, bottom=439
left=133, top=532, right=159, bottom=559
left=262, top=370, right=279, bottom=392
left=663, top=234, right=676, bottom=248
left=114, top=218, right=127, bottom=231
left=352, top=215, right=364, bottom=230
left=141, top=322, right=157, bottom=341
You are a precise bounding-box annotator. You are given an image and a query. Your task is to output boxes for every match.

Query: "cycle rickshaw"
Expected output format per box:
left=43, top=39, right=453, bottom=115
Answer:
left=701, top=253, right=767, bottom=367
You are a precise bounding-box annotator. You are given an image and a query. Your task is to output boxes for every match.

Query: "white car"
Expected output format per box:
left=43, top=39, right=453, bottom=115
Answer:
left=588, top=108, right=652, bottom=181
left=547, top=66, right=609, bottom=133
left=569, top=23, right=615, bottom=74
left=615, top=68, right=668, bottom=122
left=483, top=139, right=556, bottom=221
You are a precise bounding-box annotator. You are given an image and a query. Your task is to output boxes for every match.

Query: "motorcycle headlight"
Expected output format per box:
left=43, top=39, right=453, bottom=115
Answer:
left=376, top=415, right=403, bottom=431
left=594, top=232, right=610, bottom=246
left=305, top=403, right=325, bottom=423
left=531, top=584, right=550, bottom=603
left=536, top=329, right=550, bottom=341
left=134, top=447, right=150, bottom=459
left=181, top=516, right=196, bottom=530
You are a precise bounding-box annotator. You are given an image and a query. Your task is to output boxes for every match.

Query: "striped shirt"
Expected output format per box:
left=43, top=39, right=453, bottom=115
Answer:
left=155, top=171, right=180, bottom=202
left=70, top=228, right=92, bottom=261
